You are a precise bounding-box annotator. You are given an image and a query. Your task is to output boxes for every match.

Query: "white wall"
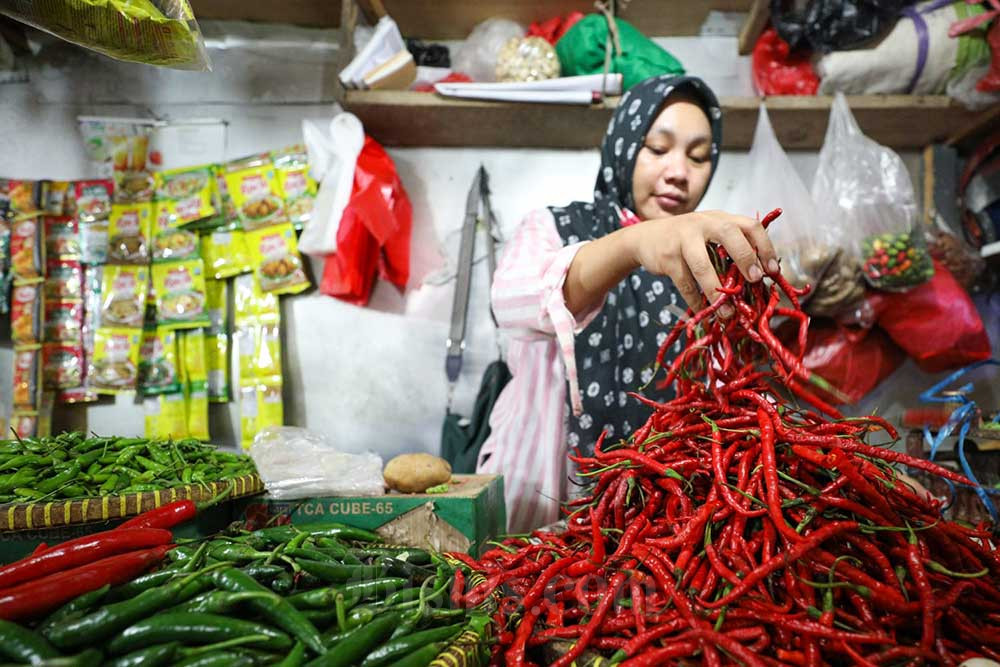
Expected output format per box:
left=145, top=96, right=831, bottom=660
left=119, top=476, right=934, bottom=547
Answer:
left=1, top=26, right=996, bottom=455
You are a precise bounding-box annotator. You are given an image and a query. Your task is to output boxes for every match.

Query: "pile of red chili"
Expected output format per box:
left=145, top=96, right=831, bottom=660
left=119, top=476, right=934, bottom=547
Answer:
left=0, top=499, right=194, bottom=621
left=451, top=210, right=1000, bottom=666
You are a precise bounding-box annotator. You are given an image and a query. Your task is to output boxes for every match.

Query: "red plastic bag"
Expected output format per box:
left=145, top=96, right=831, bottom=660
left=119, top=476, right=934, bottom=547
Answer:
left=752, top=28, right=819, bottom=95
left=778, top=318, right=906, bottom=404
left=529, top=11, right=585, bottom=45
left=320, top=136, right=412, bottom=305
left=874, top=260, right=991, bottom=373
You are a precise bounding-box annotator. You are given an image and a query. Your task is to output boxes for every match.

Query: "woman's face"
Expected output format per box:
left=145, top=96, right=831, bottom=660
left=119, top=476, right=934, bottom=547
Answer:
left=631, top=97, right=713, bottom=221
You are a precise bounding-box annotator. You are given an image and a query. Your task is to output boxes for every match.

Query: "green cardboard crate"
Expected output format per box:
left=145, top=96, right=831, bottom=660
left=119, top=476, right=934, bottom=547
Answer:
left=235, top=474, right=506, bottom=556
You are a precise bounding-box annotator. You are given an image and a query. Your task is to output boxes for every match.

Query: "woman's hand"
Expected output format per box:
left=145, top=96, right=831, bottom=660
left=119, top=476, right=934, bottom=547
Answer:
left=626, top=210, right=778, bottom=317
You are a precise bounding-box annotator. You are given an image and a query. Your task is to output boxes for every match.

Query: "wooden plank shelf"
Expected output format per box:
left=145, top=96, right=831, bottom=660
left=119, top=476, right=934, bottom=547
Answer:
left=343, top=91, right=986, bottom=150
left=190, top=0, right=753, bottom=36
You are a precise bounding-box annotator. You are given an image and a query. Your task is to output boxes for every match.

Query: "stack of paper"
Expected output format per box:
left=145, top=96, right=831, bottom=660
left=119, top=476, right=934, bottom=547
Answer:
left=434, top=74, right=624, bottom=105
left=339, top=16, right=416, bottom=90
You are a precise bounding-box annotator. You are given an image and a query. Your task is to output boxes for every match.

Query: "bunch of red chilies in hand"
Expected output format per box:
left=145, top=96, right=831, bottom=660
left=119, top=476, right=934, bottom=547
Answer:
left=450, top=210, right=1000, bottom=666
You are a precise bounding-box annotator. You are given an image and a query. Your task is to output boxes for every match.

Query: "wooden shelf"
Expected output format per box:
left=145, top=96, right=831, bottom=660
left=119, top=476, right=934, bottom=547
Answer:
left=190, top=0, right=752, bottom=36
left=343, top=91, right=986, bottom=150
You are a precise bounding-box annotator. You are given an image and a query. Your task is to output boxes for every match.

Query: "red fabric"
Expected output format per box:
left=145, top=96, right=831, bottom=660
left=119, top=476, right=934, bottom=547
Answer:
left=319, top=136, right=412, bottom=305
left=530, top=11, right=585, bottom=45
left=779, top=318, right=906, bottom=404
left=977, top=16, right=1000, bottom=92
left=752, top=28, right=819, bottom=95
left=412, top=72, right=473, bottom=92
left=873, top=261, right=991, bottom=373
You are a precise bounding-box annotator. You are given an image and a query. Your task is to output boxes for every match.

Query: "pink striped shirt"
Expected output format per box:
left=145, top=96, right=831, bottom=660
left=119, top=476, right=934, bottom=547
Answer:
left=476, top=207, right=640, bottom=532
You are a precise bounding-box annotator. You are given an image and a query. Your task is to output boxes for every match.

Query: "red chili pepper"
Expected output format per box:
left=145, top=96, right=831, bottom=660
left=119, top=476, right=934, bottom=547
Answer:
left=117, top=499, right=197, bottom=530
left=0, top=527, right=172, bottom=590
left=0, top=545, right=170, bottom=620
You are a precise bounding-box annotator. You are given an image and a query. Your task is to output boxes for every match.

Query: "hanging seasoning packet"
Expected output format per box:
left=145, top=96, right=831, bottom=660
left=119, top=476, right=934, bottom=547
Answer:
left=272, top=146, right=316, bottom=231
left=107, top=203, right=152, bottom=264
left=224, top=158, right=287, bottom=231
left=181, top=329, right=210, bottom=441
left=10, top=216, right=43, bottom=280
left=139, top=327, right=181, bottom=395
left=75, top=179, right=113, bottom=265
left=12, top=345, right=41, bottom=409
left=44, top=257, right=84, bottom=301
left=152, top=205, right=200, bottom=263
left=42, top=343, right=85, bottom=390
left=11, top=281, right=43, bottom=345
left=205, top=279, right=229, bottom=402
left=257, top=376, right=284, bottom=434
left=247, top=223, right=309, bottom=295
left=144, top=392, right=188, bottom=440
left=154, top=166, right=216, bottom=223
left=44, top=216, right=82, bottom=258
left=44, top=299, right=84, bottom=344
left=91, top=328, right=141, bottom=393
left=0, top=219, right=10, bottom=314
left=201, top=223, right=253, bottom=279
left=100, top=265, right=149, bottom=329
left=153, top=259, right=210, bottom=329
left=7, top=180, right=42, bottom=219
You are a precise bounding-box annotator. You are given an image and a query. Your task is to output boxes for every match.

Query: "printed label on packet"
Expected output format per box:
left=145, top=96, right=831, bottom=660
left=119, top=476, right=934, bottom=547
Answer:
left=91, top=328, right=141, bottom=394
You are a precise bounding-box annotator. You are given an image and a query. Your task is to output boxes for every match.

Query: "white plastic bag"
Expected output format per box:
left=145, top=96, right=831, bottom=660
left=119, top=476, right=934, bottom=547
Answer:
left=451, top=18, right=525, bottom=82
left=811, top=93, right=933, bottom=292
left=249, top=426, right=385, bottom=499
left=299, top=112, right=364, bottom=256
left=724, top=104, right=832, bottom=297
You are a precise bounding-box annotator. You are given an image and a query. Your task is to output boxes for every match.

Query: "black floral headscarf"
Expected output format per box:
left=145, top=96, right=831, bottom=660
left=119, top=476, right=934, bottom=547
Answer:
left=550, top=75, right=723, bottom=454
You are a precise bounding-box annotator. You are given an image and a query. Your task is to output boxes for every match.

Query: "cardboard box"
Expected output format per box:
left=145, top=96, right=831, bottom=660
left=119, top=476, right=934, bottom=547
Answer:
left=235, top=474, right=505, bottom=556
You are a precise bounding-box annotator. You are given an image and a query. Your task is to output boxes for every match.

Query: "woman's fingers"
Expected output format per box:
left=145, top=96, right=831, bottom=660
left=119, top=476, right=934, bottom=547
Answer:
left=710, top=222, right=762, bottom=283
left=735, top=214, right=780, bottom=274
left=680, top=237, right=724, bottom=312
left=666, top=259, right=702, bottom=314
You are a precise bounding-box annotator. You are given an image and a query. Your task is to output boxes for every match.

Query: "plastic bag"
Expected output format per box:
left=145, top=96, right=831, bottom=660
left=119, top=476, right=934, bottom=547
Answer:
left=319, top=136, right=412, bottom=305
left=778, top=317, right=906, bottom=404
left=752, top=28, right=819, bottom=95
left=770, top=0, right=915, bottom=53
left=451, top=18, right=525, bottom=82
left=874, top=260, right=991, bottom=373
left=250, top=426, right=385, bottom=499
left=724, top=104, right=832, bottom=297
left=555, top=14, right=684, bottom=91
left=300, top=112, right=365, bottom=256
left=816, top=0, right=990, bottom=95
left=527, top=11, right=585, bottom=45
left=811, top=93, right=933, bottom=292
left=0, top=0, right=209, bottom=70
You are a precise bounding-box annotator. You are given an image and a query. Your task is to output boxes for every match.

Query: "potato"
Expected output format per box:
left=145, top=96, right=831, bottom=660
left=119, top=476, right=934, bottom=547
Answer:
left=384, top=453, right=452, bottom=494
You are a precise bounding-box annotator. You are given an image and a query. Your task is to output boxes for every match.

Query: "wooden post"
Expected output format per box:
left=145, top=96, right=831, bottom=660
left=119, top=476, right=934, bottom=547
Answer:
left=738, top=0, right=769, bottom=55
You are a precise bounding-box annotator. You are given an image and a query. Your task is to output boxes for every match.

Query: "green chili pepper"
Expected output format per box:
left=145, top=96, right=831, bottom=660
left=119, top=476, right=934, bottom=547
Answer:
left=107, top=612, right=292, bottom=655
left=14, top=487, right=46, bottom=500
left=351, top=547, right=432, bottom=566
left=208, top=543, right=274, bottom=563
left=209, top=567, right=327, bottom=656
left=276, top=641, right=306, bottom=667
left=288, top=578, right=409, bottom=610
left=383, top=641, right=448, bottom=667
left=171, top=650, right=258, bottom=667
left=303, top=611, right=402, bottom=667
left=45, top=570, right=213, bottom=649
left=103, top=642, right=180, bottom=667
left=37, top=585, right=111, bottom=635
left=239, top=563, right=287, bottom=582
left=360, top=624, right=463, bottom=667
left=173, top=590, right=275, bottom=615
left=0, top=618, right=61, bottom=663
left=297, top=559, right=384, bottom=584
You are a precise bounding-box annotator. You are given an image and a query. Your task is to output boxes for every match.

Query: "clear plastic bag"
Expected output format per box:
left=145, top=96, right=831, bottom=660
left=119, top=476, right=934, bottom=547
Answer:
left=249, top=426, right=385, bottom=499
left=811, top=93, right=934, bottom=292
left=724, top=104, right=833, bottom=298
left=0, top=0, right=210, bottom=70
left=451, top=18, right=525, bottom=82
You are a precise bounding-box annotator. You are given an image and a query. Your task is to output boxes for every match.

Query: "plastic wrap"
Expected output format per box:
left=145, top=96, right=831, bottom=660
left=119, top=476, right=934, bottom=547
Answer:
left=724, top=104, right=832, bottom=297
left=249, top=426, right=385, bottom=499
left=770, top=0, right=915, bottom=53
left=0, top=0, right=209, bottom=70
left=451, top=18, right=525, bottom=82
left=811, top=93, right=933, bottom=292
